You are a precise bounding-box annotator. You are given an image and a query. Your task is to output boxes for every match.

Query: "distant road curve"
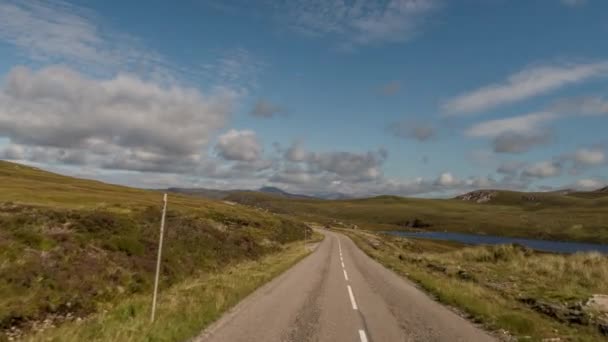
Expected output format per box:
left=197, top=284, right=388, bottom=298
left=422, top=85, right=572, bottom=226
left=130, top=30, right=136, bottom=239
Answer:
left=196, top=229, right=495, bottom=342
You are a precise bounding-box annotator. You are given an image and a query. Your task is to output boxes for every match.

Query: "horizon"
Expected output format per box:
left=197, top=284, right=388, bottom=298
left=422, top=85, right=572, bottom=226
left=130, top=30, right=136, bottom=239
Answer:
left=1, top=0, right=608, bottom=197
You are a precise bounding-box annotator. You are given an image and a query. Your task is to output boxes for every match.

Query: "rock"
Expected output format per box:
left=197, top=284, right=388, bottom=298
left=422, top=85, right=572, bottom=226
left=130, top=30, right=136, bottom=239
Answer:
left=586, top=294, right=608, bottom=313
left=457, top=269, right=474, bottom=280
left=520, top=297, right=590, bottom=325
left=426, top=262, right=447, bottom=273
left=455, top=190, right=497, bottom=203
left=599, top=321, right=608, bottom=336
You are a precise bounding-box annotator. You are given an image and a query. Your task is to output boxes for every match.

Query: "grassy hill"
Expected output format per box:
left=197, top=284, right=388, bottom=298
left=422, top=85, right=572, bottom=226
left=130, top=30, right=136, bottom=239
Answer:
left=0, top=161, right=308, bottom=339
left=224, top=189, right=608, bottom=244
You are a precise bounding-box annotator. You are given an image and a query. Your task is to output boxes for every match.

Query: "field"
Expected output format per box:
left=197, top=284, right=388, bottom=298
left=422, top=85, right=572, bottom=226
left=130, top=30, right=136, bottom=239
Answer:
left=0, top=161, right=311, bottom=340
left=342, top=229, right=608, bottom=341
left=225, top=189, right=608, bottom=244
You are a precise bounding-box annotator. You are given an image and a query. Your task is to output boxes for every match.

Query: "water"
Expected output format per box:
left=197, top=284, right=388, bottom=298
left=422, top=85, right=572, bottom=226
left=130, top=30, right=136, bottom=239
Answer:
left=384, top=231, right=608, bottom=254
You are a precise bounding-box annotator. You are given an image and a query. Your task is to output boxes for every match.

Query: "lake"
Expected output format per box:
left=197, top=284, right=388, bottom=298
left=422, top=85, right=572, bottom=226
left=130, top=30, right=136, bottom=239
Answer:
left=384, top=231, right=608, bottom=254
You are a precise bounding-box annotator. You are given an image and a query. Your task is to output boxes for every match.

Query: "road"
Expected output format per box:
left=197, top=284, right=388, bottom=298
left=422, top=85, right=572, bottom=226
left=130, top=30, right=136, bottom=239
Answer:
left=196, top=229, right=496, bottom=342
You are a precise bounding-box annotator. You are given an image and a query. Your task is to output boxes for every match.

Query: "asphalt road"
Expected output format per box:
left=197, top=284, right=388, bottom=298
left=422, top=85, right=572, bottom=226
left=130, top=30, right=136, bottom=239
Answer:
left=196, top=229, right=496, bottom=342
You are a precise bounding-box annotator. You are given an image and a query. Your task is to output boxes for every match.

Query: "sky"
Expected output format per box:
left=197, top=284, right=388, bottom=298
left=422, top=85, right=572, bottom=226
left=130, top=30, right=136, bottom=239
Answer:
left=0, top=0, right=607, bottom=197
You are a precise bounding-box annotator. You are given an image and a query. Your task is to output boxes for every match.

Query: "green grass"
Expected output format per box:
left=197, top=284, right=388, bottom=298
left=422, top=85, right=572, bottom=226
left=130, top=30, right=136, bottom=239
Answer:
left=23, top=241, right=311, bottom=342
left=342, top=229, right=607, bottom=341
left=224, top=189, right=608, bottom=243
left=0, top=161, right=311, bottom=340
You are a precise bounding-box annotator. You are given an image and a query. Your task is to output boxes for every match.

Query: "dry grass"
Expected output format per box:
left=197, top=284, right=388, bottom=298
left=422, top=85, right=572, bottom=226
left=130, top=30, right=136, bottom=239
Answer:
left=343, top=229, right=607, bottom=341
left=0, top=161, right=310, bottom=340
left=23, top=241, right=312, bottom=342
left=225, top=190, right=608, bottom=243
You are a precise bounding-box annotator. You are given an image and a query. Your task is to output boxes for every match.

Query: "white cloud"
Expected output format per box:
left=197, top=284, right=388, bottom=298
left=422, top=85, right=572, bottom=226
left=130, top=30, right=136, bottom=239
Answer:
left=443, top=61, right=608, bottom=115
left=435, top=172, right=460, bottom=186
left=465, top=112, right=557, bottom=137
left=284, top=142, right=309, bottom=162
left=522, top=161, right=561, bottom=178
left=215, top=129, right=263, bottom=161
left=0, top=65, right=235, bottom=173
left=573, top=148, right=605, bottom=166
left=465, top=112, right=556, bottom=153
left=0, top=0, right=174, bottom=77
left=573, top=178, right=605, bottom=190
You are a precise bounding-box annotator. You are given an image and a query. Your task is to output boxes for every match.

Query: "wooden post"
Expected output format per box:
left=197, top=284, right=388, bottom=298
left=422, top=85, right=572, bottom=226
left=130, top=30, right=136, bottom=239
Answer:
left=150, top=193, right=167, bottom=323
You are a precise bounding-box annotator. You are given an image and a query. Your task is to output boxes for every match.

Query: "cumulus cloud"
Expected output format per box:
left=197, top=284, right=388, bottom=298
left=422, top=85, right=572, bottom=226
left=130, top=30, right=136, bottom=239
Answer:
left=0, top=65, right=235, bottom=173
left=443, top=61, right=608, bottom=115
left=284, top=142, right=309, bottom=162
left=435, top=172, right=460, bottom=186
left=465, top=112, right=557, bottom=137
left=250, top=99, right=287, bottom=118
left=466, top=112, right=557, bottom=153
left=215, top=129, right=262, bottom=161
left=387, top=120, right=435, bottom=141
left=573, top=178, right=606, bottom=190
left=522, top=161, right=561, bottom=178
left=573, top=148, right=605, bottom=166
left=269, top=143, right=390, bottom=193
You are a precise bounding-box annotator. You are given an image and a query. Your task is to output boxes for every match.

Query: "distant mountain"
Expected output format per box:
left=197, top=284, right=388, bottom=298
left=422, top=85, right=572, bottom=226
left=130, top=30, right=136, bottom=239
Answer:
left=165, top=186, right=351, bottom=201
left=257, top=186, right=313, bottom=199
left=165, top=187, right=233, bottom=199
left=455, top=187, right=608, bottom=204
left=311, top=192, right=352, bottom=200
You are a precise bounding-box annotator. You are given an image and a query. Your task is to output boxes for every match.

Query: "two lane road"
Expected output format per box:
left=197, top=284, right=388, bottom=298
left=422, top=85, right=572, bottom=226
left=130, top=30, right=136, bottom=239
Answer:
left=197, top=230, right=495, bottom=342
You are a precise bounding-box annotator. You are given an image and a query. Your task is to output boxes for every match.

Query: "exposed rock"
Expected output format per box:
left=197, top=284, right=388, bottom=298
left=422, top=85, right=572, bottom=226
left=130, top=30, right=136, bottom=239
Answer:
left=455, top=190, right=497, bottom=203
left=426, top=262, right=447, bottom=273
left=520, top=297, right=589, bottom=325
left=521, top=194, right=539, bottom=202
left=457, top=269, right=474, bottom=281
left=586, top=294, right=608, bottom=313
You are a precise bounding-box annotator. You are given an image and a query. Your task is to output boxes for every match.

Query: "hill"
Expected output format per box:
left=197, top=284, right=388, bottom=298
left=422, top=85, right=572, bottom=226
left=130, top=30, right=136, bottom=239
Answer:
left=0, top=161, right=308, bottom=337
left=456, top=188, right=608, bottom=203
left=165, top=186, right=315, bottom=200
left=225, top=188, right=608, bottom=244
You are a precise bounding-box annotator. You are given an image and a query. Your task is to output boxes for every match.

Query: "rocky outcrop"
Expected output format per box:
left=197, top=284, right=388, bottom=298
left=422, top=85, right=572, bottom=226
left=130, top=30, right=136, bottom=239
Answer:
left=455, top=190, right=497, bottom=203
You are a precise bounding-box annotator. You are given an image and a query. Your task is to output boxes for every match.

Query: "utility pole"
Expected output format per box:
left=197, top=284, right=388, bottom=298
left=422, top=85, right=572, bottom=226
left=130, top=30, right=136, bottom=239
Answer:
left=150, top=193, right=168, bottom=323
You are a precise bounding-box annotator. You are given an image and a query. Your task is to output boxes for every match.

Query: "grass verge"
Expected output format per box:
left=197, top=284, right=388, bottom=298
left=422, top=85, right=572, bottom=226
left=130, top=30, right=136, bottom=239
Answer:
left=23, top=240, right=313, bottom=342
left=340, top=229, right=607, bottom=342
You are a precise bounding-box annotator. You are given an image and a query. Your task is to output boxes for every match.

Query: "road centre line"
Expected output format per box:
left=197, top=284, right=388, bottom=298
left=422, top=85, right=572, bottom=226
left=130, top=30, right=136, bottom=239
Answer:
left=347, top=285, right=358, bottom=310
left=343, top=269, right=349, bottom=281
left=358, top=329, right=369, bottom=342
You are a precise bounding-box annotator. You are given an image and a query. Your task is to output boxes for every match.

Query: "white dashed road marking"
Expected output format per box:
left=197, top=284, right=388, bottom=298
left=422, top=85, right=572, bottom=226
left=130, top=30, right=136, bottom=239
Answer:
left=358, top=329, right=369, bottom=342
left=347, top=285, right=358, bottom=310
left=338, top=236, right=367, bottom=340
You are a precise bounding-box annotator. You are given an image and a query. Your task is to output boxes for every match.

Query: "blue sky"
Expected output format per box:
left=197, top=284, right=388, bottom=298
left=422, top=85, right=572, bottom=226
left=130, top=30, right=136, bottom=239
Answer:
left=0, top=0, right=607, bottom=197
